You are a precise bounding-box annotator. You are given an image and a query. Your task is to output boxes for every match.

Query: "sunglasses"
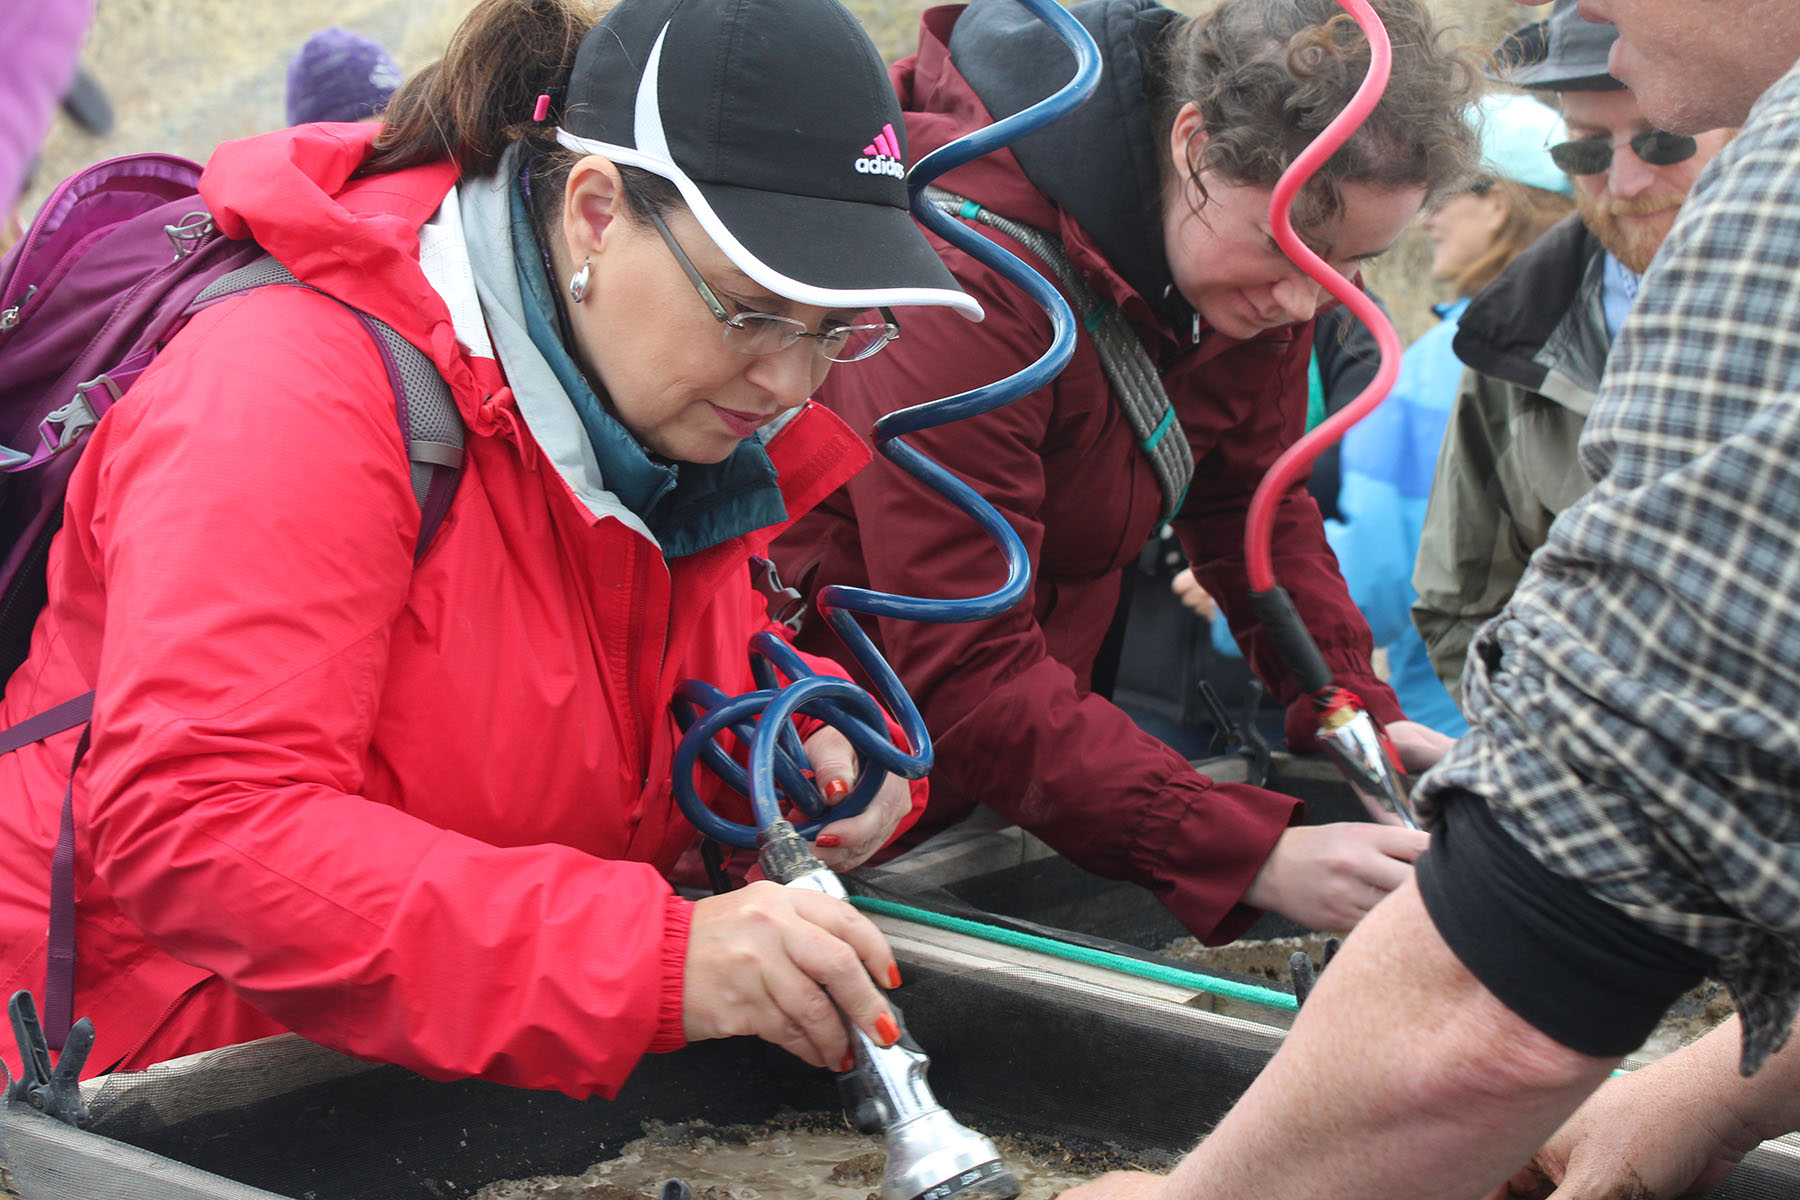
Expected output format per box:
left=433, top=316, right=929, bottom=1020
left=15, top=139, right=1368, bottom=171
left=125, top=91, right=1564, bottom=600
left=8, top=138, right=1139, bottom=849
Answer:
left=1548, top=129, right=1700, bottom=176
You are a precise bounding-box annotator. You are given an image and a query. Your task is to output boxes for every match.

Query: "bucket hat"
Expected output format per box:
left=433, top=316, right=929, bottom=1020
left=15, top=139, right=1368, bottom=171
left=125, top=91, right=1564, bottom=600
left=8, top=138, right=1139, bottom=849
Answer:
left=555, top=0, right=982, bottom=320
left=1489, top=0, right=1624, bottom=93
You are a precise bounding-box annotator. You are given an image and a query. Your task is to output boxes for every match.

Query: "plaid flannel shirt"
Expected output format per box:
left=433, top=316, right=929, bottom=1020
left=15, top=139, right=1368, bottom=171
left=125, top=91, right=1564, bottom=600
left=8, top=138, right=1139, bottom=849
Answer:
left=1418, top=59, right=1800, bottom=1074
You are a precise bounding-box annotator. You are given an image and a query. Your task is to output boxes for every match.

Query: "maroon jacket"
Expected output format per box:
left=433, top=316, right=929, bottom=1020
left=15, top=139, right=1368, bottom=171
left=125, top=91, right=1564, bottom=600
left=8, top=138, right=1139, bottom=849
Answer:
left=772, top=3, right=1403, bottom=942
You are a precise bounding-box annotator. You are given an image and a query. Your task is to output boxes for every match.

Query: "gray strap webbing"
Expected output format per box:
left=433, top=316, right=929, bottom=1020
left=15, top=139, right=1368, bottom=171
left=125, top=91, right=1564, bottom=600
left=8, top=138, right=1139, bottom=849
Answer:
left=194, top=257, right=464, bottom=512
left=926, top=187, right=1192, bottom=522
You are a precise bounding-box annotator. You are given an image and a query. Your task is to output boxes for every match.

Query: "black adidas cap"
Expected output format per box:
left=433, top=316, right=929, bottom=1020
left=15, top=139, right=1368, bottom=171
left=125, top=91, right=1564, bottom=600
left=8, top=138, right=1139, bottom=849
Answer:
left=1490, top=0, right=1624, bottom=93
left=557, top=0, right=982, bottom=321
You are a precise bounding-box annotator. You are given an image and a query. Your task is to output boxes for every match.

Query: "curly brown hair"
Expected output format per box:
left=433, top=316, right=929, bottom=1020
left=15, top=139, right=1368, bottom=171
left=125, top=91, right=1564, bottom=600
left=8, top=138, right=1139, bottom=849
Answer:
left=1150, top=0, right=1485, bottom=231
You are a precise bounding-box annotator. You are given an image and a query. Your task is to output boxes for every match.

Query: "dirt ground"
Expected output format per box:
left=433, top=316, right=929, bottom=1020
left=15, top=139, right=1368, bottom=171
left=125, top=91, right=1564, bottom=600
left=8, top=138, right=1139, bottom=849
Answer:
left=468, top=1118, right=1142, bottom=1200
left=28, top=0, right=1539, bottom=342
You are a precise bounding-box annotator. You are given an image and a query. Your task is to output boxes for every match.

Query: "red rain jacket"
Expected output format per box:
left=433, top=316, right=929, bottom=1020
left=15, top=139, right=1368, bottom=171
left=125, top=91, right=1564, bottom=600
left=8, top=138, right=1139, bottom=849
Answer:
left=0, top=124, right=920, bottom=1095
left=773, top=7, right=1403, bottom=943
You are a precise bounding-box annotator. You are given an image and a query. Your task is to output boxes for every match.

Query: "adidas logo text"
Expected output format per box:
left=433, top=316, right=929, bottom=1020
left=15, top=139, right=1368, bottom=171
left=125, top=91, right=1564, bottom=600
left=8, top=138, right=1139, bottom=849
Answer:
left=855, top=122, right=905, bottom=178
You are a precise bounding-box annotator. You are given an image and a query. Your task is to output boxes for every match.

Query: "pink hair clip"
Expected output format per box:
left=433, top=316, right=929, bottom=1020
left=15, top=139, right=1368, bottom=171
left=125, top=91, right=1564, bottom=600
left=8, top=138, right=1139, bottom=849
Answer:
left=532, top=93, right=552, bottom=123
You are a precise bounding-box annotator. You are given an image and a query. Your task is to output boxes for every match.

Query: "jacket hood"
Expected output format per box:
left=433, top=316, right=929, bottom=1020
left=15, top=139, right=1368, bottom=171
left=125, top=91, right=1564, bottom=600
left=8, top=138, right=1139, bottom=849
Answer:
left=1453, top=213, right=1608, bottom=408
left=199, top=123, right=472, bottom=394
left=948, top=0, right=1181, bottom=320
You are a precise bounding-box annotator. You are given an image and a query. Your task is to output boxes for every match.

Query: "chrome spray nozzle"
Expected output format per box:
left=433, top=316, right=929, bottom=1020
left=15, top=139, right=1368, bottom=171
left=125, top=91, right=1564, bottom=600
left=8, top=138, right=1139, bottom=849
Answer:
left=874, top=1107, right=1021, bottom=1200
left=1314, top=694, right=1420, bottom=831
left=825, top=987, right=1019, bottom=1200
left=759, top=823, right=1021, bottom=1200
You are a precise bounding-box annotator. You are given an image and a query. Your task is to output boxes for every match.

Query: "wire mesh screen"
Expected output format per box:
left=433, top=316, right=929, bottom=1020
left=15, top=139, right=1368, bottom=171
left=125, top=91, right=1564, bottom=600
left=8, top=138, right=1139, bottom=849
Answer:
left=4, top=920, right=1800, bottom=1199
left=1, top=1097, right=289, bottom=1200
left=0, top=945, right=1271, bottom=1200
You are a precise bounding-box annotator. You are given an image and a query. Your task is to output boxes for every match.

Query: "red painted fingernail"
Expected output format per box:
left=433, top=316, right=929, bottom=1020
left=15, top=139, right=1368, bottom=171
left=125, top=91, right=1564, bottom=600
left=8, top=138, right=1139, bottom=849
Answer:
left=875, top=1015, right=900, bottom=1046
left=824, top=779, right=850, bottom=802
left=815, top=834, right=841, bottom=849
left=838, top=1051, right=856, bottom=1073
left=887, top=964, right=902, bottom=989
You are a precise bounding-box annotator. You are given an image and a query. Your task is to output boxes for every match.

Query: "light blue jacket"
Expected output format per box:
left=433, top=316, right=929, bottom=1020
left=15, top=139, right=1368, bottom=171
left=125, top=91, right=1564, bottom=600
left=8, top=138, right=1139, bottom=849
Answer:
left=1323, top=301, right=1470, bottom=735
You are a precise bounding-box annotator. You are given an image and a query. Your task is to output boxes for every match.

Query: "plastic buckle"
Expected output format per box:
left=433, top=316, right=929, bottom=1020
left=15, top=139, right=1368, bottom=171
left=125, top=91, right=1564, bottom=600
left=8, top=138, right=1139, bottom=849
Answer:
left=749, top=555, right=806, bottom=633
left=164, top=211, right=215, bottom=260
left=6, top=990, right=93, bottom=1129
left=40, top=388, right=105, bottom=456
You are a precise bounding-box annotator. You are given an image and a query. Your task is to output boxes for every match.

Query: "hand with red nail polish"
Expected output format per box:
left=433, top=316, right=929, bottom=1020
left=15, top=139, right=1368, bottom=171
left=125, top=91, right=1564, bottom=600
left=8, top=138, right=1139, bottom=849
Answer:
left=682, top=880, right=900, bottom=1073
left=797, top=726, right=913, bottom=872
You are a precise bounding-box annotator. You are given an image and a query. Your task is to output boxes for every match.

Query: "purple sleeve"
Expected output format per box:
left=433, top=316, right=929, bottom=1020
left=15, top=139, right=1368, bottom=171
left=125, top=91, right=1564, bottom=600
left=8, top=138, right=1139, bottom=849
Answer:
left=0, top=0, right=97, bottom=207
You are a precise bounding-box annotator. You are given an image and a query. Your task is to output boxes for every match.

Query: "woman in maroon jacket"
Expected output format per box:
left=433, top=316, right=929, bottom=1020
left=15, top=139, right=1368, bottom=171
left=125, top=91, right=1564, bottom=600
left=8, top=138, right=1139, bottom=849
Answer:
left=773, top=0, right=1479, bottom=942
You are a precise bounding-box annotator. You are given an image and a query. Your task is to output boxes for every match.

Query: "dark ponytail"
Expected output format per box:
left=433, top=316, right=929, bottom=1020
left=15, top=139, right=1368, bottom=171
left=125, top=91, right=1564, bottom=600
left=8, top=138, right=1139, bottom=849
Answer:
left=359, top=0, right=683, bottom=249
left=361, top=0, right=596, bottom=179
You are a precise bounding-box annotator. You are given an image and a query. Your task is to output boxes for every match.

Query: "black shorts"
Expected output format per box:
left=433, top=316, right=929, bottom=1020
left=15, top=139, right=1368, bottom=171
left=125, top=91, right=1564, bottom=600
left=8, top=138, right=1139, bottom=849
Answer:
left=1415, top=790, right=1713, bottom=1058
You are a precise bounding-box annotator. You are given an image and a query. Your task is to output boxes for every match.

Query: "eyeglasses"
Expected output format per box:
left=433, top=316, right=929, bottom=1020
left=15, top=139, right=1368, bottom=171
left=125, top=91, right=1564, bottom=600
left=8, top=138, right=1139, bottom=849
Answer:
left=1547, top=129, right=1700, bottom=176
left=646, top=209, right=900, bottom=363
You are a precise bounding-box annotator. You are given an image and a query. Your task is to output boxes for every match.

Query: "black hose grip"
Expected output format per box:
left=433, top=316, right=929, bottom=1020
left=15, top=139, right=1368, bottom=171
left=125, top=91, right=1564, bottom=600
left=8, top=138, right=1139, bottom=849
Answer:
left=1249, top=587, right=1334, bottom=696
left=757, top=820, right=822, bottom=884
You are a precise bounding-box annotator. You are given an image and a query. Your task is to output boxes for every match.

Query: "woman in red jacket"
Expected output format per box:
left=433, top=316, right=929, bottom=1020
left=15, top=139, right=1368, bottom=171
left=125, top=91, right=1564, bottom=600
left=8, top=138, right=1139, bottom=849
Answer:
left=0, top=0, right=977, bottom=1095
left=773, top=0, right=1479, bottom=943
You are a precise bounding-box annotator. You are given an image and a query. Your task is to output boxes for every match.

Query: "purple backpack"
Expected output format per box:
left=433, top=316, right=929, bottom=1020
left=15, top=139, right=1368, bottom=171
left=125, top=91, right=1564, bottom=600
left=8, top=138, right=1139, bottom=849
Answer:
left=0, top=152, right=465, bottom=1052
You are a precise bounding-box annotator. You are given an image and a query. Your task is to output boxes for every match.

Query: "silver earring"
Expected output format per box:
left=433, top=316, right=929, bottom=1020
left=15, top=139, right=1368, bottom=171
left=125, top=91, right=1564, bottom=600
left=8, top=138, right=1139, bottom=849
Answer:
left=569, top=258, right=591, bottom=304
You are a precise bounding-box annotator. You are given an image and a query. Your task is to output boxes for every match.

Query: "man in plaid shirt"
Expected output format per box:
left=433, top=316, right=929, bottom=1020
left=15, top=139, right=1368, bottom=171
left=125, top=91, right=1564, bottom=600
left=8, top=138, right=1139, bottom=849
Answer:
left=1061, top=2, right=1800, bottom=1198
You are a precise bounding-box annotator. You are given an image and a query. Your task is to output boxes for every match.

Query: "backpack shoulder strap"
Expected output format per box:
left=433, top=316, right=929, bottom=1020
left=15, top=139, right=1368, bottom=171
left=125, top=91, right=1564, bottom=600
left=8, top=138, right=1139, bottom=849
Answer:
left=0, top=692, right=92, bottom=758
left=923, top=186, right=1192, bottom=523
left=193, top=257, right=465, bottom=559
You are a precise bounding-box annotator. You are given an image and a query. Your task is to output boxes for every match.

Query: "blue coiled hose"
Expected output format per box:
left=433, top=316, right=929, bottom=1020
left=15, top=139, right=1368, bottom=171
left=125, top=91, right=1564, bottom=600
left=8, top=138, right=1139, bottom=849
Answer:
left=671, top=0, right=1101, bottom=849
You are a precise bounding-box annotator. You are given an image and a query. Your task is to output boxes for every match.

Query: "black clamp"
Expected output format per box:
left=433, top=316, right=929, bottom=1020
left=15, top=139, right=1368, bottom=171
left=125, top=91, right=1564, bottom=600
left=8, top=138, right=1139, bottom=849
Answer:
left=1289, top=937, right=1342, bottom=1009
left=699, top=838, right=738, bottom=895
left=7, top=990, right=93, bottom=1128
left=1198, top=681, right=1273, bottom=789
